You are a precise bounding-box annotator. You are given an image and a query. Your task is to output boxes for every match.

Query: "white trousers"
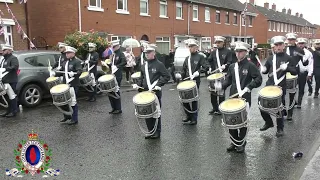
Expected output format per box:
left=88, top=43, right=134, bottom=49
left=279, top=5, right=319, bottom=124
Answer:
left=4, top=83, right=16, bottom=100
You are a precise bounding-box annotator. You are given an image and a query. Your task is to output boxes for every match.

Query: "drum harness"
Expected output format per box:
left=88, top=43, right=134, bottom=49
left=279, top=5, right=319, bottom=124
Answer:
left=134, top=61, right=161, bottom=136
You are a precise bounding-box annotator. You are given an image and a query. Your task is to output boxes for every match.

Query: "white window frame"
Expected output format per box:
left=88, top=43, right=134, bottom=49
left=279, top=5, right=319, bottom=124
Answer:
left=0, top=19, right=15, bottom=46
left=225, top=12, right=230, bottom=24
left=116, top=0, right=129, bottom=15
left=248, top=16, right=253, bottom=27
left=233, top=13, right=238, bottom=25
left=277, top=22, right=280, bottom=32
left=0, top=0, right=13, bottom=3
left=205, top=7, right=210, bottom=23
left=201, top=37, right=211, bottom=51
left=159, top=0, right=168, bottom=18
left=215, top=10, right=220, bottom=23
left=87, top=0, right=104, bottom=12
left=176, top=1, right=183, bottom=20
left=268, top=21, right=271, bottom=31
left=273, top=21, right=276, bottom=31
left=156, top=36, right=170, bottom=54
left=193, top=5, right=199, bottom=21
left=140, top=0, right=149, bottom=16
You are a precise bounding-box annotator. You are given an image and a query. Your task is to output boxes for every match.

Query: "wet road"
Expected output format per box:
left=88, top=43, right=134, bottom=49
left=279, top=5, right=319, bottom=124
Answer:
left=1, top=75, right=320, bottom=180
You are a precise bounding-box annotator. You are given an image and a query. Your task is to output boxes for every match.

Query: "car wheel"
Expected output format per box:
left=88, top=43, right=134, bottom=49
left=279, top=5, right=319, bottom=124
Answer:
left=20, top=84, right=43, bottom=108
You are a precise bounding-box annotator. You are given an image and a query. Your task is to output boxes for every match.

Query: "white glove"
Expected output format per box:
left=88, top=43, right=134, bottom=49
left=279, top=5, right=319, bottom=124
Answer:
left=85, top=60, right=89, bottom=64
left=260, top=66, right=267, bottom=73
left=111, top=65, right=118, bottom=73
left=132, top=84, right=139, bottom=90
left=154, top=86, right=161, bottom=91
left=280, top=63, right=288, bottom=70
left=101, top=61, right=107, bottom=67
left=243, top=87, right=251, bottom=93
left=193, top=71, right=200, bottom=78
left=56, top=66, right=62, bottom=71
left=220, top=64, right=226, bottom=70
left=69, top=71, right=75, bottom=77
left=0, top=68, right=6, bottom=72
left=214, top=82, right=222, bottom=91
left=207, top=68, right=212, bottom=74
left=49, top=71, right=55, bottom=77
left=175, top=73, right=182, bottom=79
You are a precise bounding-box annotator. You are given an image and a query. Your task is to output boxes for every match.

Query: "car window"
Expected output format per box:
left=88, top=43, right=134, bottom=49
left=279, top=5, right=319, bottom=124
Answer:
left=25, top=54, right=56, bottom=67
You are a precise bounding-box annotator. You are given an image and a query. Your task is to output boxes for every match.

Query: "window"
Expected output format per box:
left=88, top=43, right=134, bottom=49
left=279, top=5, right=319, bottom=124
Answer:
left=268, top=21, right=271, bottom=31
left=233, top=13, right=237, bottom=24
left=242, top=15, right=246, bottom=26
left=88, top=0, right=103, bottom=12
left=205, top=7, right=210, bottom=22
left=284, top=24, right=287, bottom=32
left=117, top=0, right=128, bottom=12
left=216, top=10, right=220, bottom=23
left=111, top=36, right=132, bottom=50
left=273, top=21, right=276, bottom=31
left=277, top=22, right=280, bottom=32
left=140, top=0, right=148, bottom=15
left=225, top=12, right=230, bottom=24
left=176, top=1, right=182, bottom=19
left=193, top=5, right=198, bottom=21
left=201, top=37, right=211, bottom=51
left=25, top=54, right=56, bottom=67
left=156, top=37, right=170, bottom=54
left=288, top=24, right=290, bottom=32
left=248, top=16, right=253, bottom=26
left=281, top=23, right=283, bottom=32
left=160, top=0, right=168, bottom=17
left=0, top=0, right=13, bottom=3
left=0, top=25, right=13, bottom=46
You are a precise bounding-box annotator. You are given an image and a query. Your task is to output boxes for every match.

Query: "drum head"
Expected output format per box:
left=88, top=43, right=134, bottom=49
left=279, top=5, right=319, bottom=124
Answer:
left=220, top=98, right=246, bottom=112
left=80, top=72, right=89, bottom=78
left=50, top=84, right=69, bottom=94
left=259, top=86, right=282, bottom=98
left=286, top=72, right=297, bottom=79
left=207, top=73, right=224, bottom=80
left=133, top=91, right=156, bottom=105
left=98, top=74, right=114, bottom=82
left=46, top=76, right=58, bottom=82
left=131, top=72, right=141, bottom=78
left=177, top=80, right=196, bottom=90
left=105, top=59, right=111, bottom=64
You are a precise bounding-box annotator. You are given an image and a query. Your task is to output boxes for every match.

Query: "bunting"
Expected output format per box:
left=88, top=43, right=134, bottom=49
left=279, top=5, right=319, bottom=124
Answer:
left=4, top=2, right=36, bottom=49
left=241, top=2, right=248, bottom=25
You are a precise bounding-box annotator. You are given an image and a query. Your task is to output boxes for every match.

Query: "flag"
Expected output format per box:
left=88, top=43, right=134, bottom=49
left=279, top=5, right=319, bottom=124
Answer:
left=102, top=47, right=113, bottom=58
left=16, top=25, right=22, bottom=34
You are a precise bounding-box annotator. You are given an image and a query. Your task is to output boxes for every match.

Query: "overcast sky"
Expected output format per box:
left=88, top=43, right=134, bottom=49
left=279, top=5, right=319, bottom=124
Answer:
left=238, top=0, right=320, bottom=25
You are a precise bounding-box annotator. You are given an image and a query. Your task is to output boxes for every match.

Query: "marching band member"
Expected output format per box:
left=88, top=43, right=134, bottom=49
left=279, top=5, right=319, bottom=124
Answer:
left=249, top=43, right=259, bottom=67
left=285, top=33, right=305, bottom=121
left=176, top=39, right=209, bottom=125
left=0, top=44, right=19, bottom=117
left=216, top=41, right=262, bottom=153
left=106, top=40, right=126, bottom=114
left=85, top=42, right=99, bottom=102
left=312, top=39, right=320, bottom=98
left=296, top=38, right=313, bottom=108
left=52, top=42, right=68, bottom=71
left=54, top=46, right=82, bottom=125
left=133, top=44, right=170, bottom=139
left=135, top=40, right=148, bottom=71
left=230, top=42, right=237, bottom=63
left=207, top=36, right=233, bottom=115
left=259, top=36, right=297, bottom=136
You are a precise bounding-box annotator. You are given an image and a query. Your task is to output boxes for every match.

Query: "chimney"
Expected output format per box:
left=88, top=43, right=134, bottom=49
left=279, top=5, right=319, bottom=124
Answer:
left=287, top=9, right=291, bottom=15
left=264, top=2, right=269, bottom=9
left=282, top=8, right=286, bottom=13
left=249, top=0, right=255, bottom=4
left=272, top=3, right=276, bottom=11
left=300, top=14, right=303, bottom=18
left=296, top=12, right=299, bottom=17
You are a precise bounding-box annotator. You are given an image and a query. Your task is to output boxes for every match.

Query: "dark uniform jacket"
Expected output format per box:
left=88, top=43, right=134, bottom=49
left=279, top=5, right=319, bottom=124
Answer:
left=208, top=47, right=233, bottom=72
left=1, top=53, right=19, bottom=83
left=286, top=45, right=307, bottom=68
left=263, top=52, right=297, bottom=92
left=249, top=48, right=259, bottom=65
left=312, top=48, right=320, bottom=76
left=138, top=58, right=170, bottom=90
left=136, top=51, right=146, bottom=71
left=181, top=52, right=209, bottom=84
left=53, top=52, right=67, bottom=69
left=230, top=49, right=237, bottom=63
left=112, top=49, right=127, bottom=69
left=57, top=57, right=83, bottom=87
left=85, top=51, right=99, bottom=74
left=222, top=58, right=262, bottom=104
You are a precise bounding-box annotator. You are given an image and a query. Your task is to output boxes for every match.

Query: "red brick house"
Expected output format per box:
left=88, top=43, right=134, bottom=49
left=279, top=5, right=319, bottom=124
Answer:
left=0, top=0, right=28, bottom=50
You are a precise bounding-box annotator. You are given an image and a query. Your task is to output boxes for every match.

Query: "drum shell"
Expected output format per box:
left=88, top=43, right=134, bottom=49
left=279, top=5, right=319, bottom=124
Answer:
left=134, top=101, right=157, bottom=119
left=208, top=76, right=225, bottom=96
left=46, top=78, right=61, bottom=90
left=286, top=77, right=297, bottom=92
left=220, top=106, right=248, bottom=128
left=177, top=85, right=198, bottom=102
left=51, top=87, right=72, bottom=106
left=98, top=78, right=116, bottom=92
left=79, top=73, right=93, bottom=86
left=259, top=95, right=282, bottom=109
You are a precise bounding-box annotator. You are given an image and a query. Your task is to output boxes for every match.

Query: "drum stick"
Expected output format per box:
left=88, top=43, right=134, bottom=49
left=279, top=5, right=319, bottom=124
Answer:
left=269, top=62, right=289, bottom=77
left=55, top=71, right=78, bottom=75
left=255, top=55, right=262, bottom=66
left=209, top=64, right=226, bottom=74
left=229, top=93, right=239, bottom=99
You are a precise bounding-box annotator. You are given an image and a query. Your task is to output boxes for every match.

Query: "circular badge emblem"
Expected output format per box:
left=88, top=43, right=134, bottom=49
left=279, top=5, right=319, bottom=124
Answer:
left=20, top=141, right=45, bottom=172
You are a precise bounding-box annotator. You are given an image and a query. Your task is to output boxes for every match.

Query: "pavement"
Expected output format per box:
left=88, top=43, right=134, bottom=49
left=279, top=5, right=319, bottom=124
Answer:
left=1, top=75, right=320, bottom=180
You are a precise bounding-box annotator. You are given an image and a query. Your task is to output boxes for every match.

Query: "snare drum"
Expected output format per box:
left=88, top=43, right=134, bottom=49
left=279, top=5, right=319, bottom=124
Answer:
left=219, top=98, right=248, bottom=128
left=207, top=73, right=225, bottom=96
left=98, top=74, right=116, bottom=92
left=131, top=72, right=141, bottom=84
left=177, top=80, right=198, bottom=103
left=133, top=91, right=157, bottom=119
left=286, top=72, right=298, bottom=93
left=258, top=86, right=283, bottom=110
left=50, top=84, right=71, bottom=106
left=101, top=59, right=111, bottom=73
left=0, top=82, right=6, bottom=96
left=46, top=76, right=61, bottom=90
left=79, top=72, right=93, bottom=86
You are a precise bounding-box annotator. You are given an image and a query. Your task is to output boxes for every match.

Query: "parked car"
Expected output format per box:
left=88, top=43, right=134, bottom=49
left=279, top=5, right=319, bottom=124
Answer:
left=13, top=50, right=105, bottom=108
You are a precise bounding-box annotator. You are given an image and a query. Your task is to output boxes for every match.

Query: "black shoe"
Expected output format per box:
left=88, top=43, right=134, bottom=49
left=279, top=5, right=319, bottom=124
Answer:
left=236, top=145, right=245, bottom=153
left=189, top=121, right=197, bottom=125
left=1, top=111, right=9, bottom=117
left=109, top=109, right=115, bottom=114
left=182, top=117, right=191, bottom=123
left=226, top=143, right=236, bottom=152
left=214, top=111, right=221, bottom=115
left=112, top=110, right=122, bottom=114
left=276, top=129, right=284, bottom=137
left=5, top=112, right=16, bottom=118
left=209, top=110, right=215, bottom=115
left=60, top=118, right=71, bottom=122
left=308, top=92, right=312, bottom=96
left=314, top=94, right=319, bottom=98
left=260, top=124, right=274, bottom=131
left=296, top=104, right=301, bottom=109
left=145, top=135, right=152, bottom=139
left=67, top=120, right=78, bottom=125
left=287, top=115, right=293, bottom=121
left=150, top=131, right=160, bottom=139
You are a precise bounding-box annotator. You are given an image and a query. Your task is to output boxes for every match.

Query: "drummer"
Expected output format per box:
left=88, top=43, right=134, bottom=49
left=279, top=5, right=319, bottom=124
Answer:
left=295, top=38, right=313, bottom=108
left=132, top=44, right=170, bottom=139
left=311, top=40, right=320, bottom=98
left=259, top=36, right=297, bottom=136
left=207, top=36, right=233, bottom=115
left=175, top=39, right=209, bottom=125
left=215, top=41, right=262, bottom=153
left=135, top=40, right=148, bottom=71
left=85, top=42, right=99, bottom=102
left=230, top=42, right=237, bottom=63
left=52, top=42, right=68, bottom=71
left=53, top=46, right=82, bottom=125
